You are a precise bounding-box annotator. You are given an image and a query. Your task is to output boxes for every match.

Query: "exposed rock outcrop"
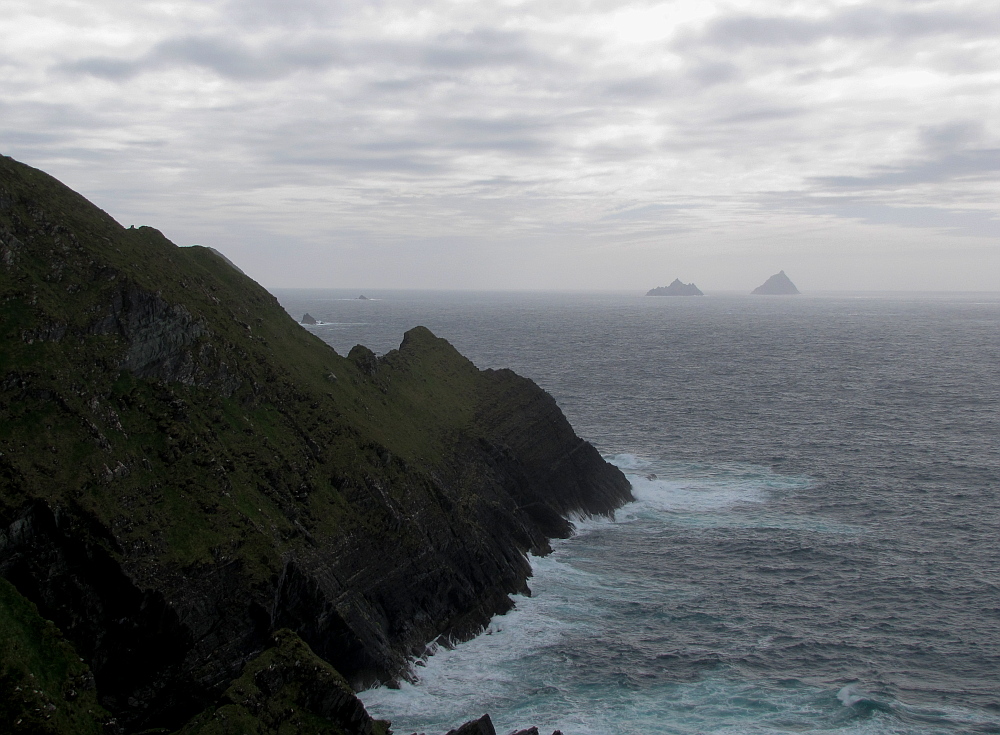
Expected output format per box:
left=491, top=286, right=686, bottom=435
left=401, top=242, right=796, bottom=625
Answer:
left=752, top=270, right=800, bottom=295
left=646, top=278, right=704, bottom=296
left=175, top=629, right=389, bottom=735
left=446, top=714, right=496, bottom=735
left=301, top=313, right=317, bottom=325
left=0, top=154, right=633, bottom=734
left=445, top=716, right=563, bottom=735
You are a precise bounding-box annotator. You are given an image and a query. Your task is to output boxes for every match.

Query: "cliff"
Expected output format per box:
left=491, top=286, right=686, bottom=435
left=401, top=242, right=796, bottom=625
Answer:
left=0, top=155, right=633, bottom=734
left=646, top=279, right=703, bottom=296
left=751, top=270, right=800, bottom=295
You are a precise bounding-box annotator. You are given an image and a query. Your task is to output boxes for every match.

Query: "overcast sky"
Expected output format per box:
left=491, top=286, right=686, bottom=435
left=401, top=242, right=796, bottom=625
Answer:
left=2, top=0, right=999, bottom=291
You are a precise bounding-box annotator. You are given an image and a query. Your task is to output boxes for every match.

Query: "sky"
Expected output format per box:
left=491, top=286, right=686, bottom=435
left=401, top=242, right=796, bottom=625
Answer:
left=2, top=0, right=999, bottom=292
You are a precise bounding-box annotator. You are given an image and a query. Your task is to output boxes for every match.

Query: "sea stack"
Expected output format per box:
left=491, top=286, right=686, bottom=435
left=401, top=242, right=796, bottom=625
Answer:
left=357, top=294, right=369, bottom=300
left=752, top=271, right=800, bottom=295
left=646, top=279, right=704, bottom=296
left=301, top=312, right=318, bottom=324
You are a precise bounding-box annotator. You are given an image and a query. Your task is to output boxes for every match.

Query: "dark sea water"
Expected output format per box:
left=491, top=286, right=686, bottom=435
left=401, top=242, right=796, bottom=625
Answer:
left=274, top=289, right=1000, bottom=735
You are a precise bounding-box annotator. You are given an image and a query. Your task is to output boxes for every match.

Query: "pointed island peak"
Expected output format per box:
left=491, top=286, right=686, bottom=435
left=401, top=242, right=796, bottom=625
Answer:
left=301, top=312, right=318, bottom=324
left=646, top=278, right=704, bottom=296
left=752, top=270, right=800, bottom=295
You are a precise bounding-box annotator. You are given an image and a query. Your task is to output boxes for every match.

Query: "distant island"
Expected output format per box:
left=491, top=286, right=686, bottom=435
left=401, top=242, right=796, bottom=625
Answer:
left=357, top=294, right=369, bottom=300
left=646, top=279, right=704, bottom=296
left=301, top=312, right=317, bottom=324
left=752, top=271, right=800, bottom=295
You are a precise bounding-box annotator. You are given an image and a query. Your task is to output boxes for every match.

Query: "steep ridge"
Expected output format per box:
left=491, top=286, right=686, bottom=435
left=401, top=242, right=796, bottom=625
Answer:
left=646, top=279, right=703, bottom=296
left=751, top=270, right=799, bottom=295
left=0, top=155, right=633, bottom=733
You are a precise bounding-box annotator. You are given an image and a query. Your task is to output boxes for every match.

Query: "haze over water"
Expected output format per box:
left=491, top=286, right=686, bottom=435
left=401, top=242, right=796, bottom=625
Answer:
left=277, top=290, right=1000, bottom=734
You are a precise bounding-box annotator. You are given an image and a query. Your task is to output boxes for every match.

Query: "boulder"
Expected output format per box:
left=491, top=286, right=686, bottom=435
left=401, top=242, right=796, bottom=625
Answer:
left=445, top=714, right=496, bottom=735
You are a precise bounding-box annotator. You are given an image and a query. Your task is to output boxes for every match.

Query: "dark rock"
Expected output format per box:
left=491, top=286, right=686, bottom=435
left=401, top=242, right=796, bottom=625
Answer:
left=0, top=154, right=635, bottom=734
left=752, top=270, right=800, bottom=295
left=301, top=313, right=317, bottom=325
left=446, top=714, right=496, bottom=735
left=646, top=278, right=703, bottom=296
left=348, top=343, right=380, bottom=377
left=0, top=502, right=200, bottom=729
left=171, top=629, right=388, bottom=734
left=357, top=295, right=369, bottom=300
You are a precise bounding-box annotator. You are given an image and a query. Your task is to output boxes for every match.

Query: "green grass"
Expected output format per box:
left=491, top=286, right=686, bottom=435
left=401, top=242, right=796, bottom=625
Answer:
left=0, top=152, right=626, bottom=732
left=173, top=630, right=390, bottom=735
left=0, top=150, right=526, bottom=582
left=0, top=579, right=109, bottom=735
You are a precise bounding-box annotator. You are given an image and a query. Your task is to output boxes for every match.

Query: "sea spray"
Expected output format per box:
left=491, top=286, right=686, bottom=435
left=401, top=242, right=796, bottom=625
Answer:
left=360, top=458, right=951, bottom=734
left=286, top=289, right=1000, bottom=733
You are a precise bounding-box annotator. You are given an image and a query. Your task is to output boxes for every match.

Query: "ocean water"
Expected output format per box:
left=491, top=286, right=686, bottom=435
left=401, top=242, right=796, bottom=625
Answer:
left=274, top=290, right=1000, bottom=735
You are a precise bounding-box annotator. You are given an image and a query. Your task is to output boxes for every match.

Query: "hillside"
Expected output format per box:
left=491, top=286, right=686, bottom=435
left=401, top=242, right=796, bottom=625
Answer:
left=0, top=155, right=633, bottom=734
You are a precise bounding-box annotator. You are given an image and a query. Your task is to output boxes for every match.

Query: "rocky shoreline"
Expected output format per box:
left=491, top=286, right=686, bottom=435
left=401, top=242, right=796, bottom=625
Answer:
left=0, top=153, right=633, bottom=734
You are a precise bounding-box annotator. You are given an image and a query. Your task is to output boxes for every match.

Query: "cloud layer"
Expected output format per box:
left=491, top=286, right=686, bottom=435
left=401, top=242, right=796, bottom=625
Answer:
left=2, top=0, right=998, bottom=290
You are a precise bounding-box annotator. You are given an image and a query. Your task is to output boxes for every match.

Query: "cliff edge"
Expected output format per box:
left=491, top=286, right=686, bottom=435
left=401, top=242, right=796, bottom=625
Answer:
left=0, top=155, right=633, bottom=734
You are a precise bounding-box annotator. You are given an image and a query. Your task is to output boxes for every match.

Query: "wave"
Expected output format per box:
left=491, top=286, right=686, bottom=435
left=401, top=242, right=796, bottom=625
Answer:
left=359, top=454, right=984, bottom=734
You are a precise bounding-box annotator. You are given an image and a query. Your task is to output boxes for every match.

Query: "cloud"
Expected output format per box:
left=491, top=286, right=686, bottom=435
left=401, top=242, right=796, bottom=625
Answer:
left=810, top=122, right=1000, bottom=190
left=830, top=201, right=1000, bottom=238
left=63, top=34, right=344, bottom=81
left=687, top=6, right=1000, bottom=50
left=4, top=0, right=1000, bottom=291
left=410, top=28, right=547, bottom=70
left=62, top=25, right=549, bottom=82
left=764, top=192, right=1000, bottom=239
left=812, top=149, right=1000, bottom=190
left=601, top=203, right=691, bottom=221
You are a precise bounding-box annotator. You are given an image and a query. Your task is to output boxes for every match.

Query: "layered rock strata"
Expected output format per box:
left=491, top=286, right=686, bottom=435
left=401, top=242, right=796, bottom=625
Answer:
left=0, top=155, right=633, bottom=734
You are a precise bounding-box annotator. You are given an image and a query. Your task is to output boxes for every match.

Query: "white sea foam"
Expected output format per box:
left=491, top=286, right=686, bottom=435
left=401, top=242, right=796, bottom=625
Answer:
left=604, top=456, right=862, bottom=534
left=360, top=557, right=576, bottom=728
left=562, top=509, right=617, bottom=536
left=609, top=455, right=805, bottom=516
left=358, top=458, right=899, bottom=734
left=303, top=289, right=1000, bottom=735
left=838, top=684, right=872, bottom=708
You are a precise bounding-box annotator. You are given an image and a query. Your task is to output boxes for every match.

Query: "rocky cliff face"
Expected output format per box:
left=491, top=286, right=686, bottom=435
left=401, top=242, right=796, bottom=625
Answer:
left=751, top=270, right=800, bottom=295
left=0, top=155, right=633, bottom=734
left=646, top=279, right=704, bottom=296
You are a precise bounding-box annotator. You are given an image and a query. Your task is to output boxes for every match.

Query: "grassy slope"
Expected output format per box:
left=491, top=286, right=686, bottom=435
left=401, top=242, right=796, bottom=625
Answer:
left=0, top=154, right=630, bottom=733
left=0, top=153, right=488, bottom=576
left=0, top=576, right=387, bottom=735
left=175, top=630, right=390, bottom=735
left=0, top=154, right=502, bottom=731
left=0, top=578, right=108, bottom=734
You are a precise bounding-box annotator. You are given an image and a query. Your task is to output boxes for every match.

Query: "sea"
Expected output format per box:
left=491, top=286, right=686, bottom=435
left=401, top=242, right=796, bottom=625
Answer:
left=273, top=289, right=1000, bottom=735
